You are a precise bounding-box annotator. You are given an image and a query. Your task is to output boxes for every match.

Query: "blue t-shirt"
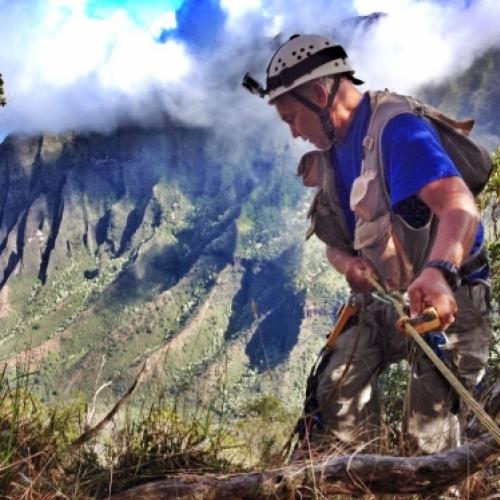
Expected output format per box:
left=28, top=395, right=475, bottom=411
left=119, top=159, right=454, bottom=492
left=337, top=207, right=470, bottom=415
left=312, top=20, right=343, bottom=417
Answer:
left=330, top=92, right=485, bottom=267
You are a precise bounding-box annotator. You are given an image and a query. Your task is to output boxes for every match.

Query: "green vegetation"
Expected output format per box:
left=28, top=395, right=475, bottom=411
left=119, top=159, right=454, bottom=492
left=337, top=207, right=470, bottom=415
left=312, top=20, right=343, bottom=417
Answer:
left=0, top=125, right=347, bottom=413
left=480, top=148, right=500, bottom=385
left=0, top=365, right=297, bottom=498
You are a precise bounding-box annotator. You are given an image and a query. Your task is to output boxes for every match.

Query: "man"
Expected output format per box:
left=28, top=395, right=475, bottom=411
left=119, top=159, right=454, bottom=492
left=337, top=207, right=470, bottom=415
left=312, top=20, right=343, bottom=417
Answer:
left=243, top=34, right=491, bottom=454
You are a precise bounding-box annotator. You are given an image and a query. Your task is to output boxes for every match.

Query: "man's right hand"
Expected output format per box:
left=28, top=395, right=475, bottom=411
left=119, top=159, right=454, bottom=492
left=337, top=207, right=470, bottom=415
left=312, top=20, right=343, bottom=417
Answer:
left=325, top=246, right=378, bottom=293
left=344, top=256, right=378, bottom=293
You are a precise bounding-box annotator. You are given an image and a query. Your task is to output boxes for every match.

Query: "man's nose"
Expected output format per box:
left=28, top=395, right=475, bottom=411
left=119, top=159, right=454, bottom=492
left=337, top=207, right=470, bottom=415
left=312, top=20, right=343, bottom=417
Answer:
left=289, top=124, right=300, bottom=138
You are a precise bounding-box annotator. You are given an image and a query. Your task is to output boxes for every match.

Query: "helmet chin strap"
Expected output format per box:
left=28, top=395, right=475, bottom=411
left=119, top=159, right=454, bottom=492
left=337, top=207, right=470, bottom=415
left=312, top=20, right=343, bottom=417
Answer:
left=290, top=76, right=341, bottom=147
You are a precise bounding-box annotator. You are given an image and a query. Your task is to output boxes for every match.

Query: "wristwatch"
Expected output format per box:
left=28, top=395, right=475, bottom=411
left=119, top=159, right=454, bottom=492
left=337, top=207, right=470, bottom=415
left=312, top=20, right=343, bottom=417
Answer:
left=424, top=260, right=461, bottom=290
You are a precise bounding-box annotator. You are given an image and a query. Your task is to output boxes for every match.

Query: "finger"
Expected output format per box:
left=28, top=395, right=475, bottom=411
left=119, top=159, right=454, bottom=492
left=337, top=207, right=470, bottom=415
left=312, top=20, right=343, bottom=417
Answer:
left=439, top=314, right=454, bottom=330
left=360, top=258, right=377, bottom=275
left=439, top=306, right=457, bottom=330
left=433, top=297, right=457, bottom=330
left=408, top=286, right=424, bottom=316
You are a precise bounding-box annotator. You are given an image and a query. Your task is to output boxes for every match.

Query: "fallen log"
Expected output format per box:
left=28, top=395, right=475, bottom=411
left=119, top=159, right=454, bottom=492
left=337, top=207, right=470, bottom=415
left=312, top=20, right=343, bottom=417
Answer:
left=112, top=434, right=499, bottom=499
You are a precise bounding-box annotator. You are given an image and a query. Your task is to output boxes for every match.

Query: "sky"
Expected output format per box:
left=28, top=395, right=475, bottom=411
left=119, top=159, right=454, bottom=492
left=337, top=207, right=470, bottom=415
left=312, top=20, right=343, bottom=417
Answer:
left=1, top=0, right=500, bottom=150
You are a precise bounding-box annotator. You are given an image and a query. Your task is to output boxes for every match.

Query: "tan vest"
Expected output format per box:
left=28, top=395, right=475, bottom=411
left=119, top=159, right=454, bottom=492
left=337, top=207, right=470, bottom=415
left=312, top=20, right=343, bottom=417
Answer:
left=301, top=91, right=446, bottom=290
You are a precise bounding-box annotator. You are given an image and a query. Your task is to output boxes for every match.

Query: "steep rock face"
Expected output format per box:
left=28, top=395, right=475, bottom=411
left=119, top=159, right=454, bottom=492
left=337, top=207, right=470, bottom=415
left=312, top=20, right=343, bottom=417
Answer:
left=0, top=126, right=245, bottom=287
left=0, top=124, right=343, bottom=409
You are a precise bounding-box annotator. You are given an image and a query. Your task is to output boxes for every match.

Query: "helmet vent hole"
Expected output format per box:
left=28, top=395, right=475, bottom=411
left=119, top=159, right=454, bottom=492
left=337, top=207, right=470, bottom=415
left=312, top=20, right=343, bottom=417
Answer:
left=325, top=41, right=330, bottom=45
left=278, top=58, right=282, bottom=63
left=306, top=52, right=311, bottom=56
left=297, top=55, right=302, bottom=60
left=335, top=62, right=339, bottom=67
left=300, top=48, right=305, bottom=52
left=275, top=66, right=278, bottom=71
left=282, top=63, right=286, bottom=67
left=292, top=51, right=297, bottom=55
left=309, top=45, right=314, bottom=49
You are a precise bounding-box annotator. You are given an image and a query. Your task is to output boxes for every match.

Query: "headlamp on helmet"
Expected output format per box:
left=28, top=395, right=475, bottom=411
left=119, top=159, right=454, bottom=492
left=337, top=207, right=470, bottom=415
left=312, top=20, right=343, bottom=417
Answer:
left=242, top=73, right=266, bottom=98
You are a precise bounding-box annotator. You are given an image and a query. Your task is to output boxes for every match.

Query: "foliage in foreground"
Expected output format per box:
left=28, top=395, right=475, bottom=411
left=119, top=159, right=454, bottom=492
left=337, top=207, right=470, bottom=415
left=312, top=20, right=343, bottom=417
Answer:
left=0, top=365, right=299, bottom=498
left=1, top=363, right=498, bottom=499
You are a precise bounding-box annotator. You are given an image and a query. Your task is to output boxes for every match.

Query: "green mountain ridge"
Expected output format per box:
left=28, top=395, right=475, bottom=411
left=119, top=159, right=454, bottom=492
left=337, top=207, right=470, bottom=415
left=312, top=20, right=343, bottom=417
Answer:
left=421, top=48, right=500, bottom=150
left=0, top=124, right=343, bottom=412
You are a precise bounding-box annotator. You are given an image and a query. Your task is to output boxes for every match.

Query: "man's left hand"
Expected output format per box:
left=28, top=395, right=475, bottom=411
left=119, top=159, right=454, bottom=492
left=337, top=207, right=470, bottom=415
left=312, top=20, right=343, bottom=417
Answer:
left=407, top=267, right=457, bottom=330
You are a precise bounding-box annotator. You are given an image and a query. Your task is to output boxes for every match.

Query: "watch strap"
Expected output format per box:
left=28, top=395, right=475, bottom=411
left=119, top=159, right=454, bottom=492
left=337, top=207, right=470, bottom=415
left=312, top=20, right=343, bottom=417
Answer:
left=424, top=260, right=461, bottom=290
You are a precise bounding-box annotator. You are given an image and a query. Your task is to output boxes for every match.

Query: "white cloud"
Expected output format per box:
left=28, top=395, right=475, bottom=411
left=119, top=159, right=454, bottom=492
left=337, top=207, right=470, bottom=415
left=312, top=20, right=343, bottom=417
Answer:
left=1, top=0, right=500, bottom=149
left=0, top=0, right=190, bottom=137
left=220, top=0, right=262, bottom=18
left=350, top=0, right=500, bottom=93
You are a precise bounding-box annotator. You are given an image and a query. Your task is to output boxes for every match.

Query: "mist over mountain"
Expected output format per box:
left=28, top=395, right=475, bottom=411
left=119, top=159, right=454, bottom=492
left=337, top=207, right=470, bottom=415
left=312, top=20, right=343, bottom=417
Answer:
left=421, top=48, right=500, bottom=150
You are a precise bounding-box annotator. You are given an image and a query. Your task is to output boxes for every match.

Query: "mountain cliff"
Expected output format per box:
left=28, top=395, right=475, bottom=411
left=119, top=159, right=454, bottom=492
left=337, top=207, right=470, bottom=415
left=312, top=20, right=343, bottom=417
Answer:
left=0, top=123, right=344, bottom=411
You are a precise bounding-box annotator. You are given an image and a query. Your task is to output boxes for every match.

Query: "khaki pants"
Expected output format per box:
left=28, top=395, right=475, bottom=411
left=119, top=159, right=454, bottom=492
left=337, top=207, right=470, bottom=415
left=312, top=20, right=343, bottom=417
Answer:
left=315, top=281, right=492, bottom=455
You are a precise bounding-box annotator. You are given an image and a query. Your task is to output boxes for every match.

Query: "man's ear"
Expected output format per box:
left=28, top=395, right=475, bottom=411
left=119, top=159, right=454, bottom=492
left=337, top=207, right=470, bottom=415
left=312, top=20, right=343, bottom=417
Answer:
left=308, top=81, right=329, bottom=108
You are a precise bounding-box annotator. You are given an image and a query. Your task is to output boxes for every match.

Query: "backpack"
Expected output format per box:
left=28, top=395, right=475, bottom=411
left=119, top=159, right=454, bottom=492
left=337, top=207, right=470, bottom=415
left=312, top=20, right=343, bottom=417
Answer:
left=368, top=90, right=493, bottom=196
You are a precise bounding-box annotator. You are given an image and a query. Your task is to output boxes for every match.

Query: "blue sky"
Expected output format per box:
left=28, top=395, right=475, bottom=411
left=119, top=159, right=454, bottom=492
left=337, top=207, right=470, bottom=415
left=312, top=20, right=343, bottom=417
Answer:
left=0, top=0, right=499, bottom=142
left=86, top=0, right=185, bottom=33
left=84, top=0, right=228, bottom=49
left=86, top=0, right=185, bottom=17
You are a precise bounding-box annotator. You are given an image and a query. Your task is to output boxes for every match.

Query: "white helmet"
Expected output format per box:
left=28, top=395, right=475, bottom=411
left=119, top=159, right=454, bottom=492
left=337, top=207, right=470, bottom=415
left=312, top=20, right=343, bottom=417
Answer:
left=265, top=34, right=362, bottom=102
left=242, top=34, right=362, bottom=102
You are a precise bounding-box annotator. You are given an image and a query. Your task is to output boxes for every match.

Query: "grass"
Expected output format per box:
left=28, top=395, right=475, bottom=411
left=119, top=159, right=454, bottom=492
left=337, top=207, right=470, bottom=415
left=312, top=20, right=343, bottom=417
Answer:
left=0, top=363, right=294, bottom=498
left=1, top=362, right=498, bottom=499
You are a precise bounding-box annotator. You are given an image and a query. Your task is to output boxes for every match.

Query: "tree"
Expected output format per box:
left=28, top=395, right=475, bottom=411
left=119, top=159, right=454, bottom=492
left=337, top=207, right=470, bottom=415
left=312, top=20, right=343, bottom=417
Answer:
left=0, top=73, right=6, bottom=107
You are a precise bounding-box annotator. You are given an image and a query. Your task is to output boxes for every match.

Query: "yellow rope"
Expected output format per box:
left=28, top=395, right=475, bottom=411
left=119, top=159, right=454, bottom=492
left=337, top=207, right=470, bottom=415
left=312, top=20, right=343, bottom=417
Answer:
left=362, top=272, right=500, bottom=445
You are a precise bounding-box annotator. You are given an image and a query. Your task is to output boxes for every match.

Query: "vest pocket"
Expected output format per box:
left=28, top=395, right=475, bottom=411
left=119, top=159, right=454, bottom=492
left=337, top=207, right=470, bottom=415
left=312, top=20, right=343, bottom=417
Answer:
left=306, top=190, right=352, bottom=252
left=350, top=170, right=386, bottom=220
left=353, top=213, right=414, bottom=289
left=390, top=213, right=434, bottom=278
left=353, top=212, right=391, bottom=250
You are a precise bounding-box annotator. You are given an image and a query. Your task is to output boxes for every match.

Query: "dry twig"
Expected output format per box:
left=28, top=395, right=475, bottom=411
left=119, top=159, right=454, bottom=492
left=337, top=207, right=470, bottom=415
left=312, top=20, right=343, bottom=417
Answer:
left=71, top=360, right=150, bottom=448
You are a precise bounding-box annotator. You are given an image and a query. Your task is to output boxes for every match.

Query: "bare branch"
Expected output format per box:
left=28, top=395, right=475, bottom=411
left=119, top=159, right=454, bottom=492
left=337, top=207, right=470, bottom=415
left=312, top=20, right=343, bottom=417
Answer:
left=111, top=434, right=498, bottom=499
left=71, top=360, right=150, bottom=448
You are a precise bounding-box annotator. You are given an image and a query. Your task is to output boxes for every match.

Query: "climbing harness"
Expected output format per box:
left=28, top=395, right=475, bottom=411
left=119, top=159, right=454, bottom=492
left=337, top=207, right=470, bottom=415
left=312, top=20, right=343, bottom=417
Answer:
left=325, top=300, right=359, bottom=351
